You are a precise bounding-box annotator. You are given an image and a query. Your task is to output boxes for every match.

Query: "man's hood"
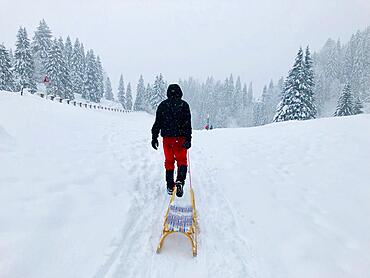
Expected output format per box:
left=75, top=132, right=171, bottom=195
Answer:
left=167, top=84, right=183, bottom=99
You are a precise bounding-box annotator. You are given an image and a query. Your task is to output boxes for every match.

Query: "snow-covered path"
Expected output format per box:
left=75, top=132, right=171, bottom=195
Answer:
left=1, top=92, right=370, bottom=278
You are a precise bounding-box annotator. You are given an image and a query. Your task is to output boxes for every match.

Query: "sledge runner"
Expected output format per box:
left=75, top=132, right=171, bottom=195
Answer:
left=151, top=84, right=192, bottom=197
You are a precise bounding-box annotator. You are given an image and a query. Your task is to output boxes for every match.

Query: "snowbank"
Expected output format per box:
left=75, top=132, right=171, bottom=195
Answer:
left=195, top=115, right=370, bottom=278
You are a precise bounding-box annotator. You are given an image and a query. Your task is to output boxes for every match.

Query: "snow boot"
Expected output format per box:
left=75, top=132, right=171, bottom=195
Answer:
left=166, top=170, right=175, bottom=195
left=175, top=181, right=184, bottom=198
left=175, top=165, right=187, bottom=198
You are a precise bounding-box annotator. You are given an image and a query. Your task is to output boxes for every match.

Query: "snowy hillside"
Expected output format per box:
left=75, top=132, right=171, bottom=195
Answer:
left=1, top=92, right=370, bottom=278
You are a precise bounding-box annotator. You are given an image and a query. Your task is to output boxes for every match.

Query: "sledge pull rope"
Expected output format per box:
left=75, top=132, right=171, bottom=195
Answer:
left=188, top=150, right=193, bottom=190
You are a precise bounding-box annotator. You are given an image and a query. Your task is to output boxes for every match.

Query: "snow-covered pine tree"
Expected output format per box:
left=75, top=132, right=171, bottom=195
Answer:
left=96, top=56, right=105, bottom=101
left=238, top=83, right=248, bottom=126
left=208, top=77, right=218, bottom=127
left=145, top=83, right=153, bottom=112
left=59, top=36, right=74, bottom=100
left=247, top=82, right=253, bottom=103
left=277, top=77, right=284, bottom=93
left=104, top=76, right=114, bottom=101
left=261, top=84, right=273, bottom=122
left=14, top=27, right=37, bottom=93
left=196, top=76, right=211, bottom=128
left=83, top=50, right=99, bottom=102
left=303, top=46, right=317, bottom=119
left=227, top=74, right=235, bottom=110
left=46, top=39, right=74, bottom=99
left=323, top=38, right=341, bottom=81
left=334, top=84, right=354, bottom=116
left=133, top=75, right=146, bottom=111
left=62, top=64, right=73, bottom=100
left=8, top=48, right=14, bottom=67
left=268, top=79, right=274, bottom=94
left=353, top=95, right=364, bottom=115
left=221, top=74, right=234, bottom=125
left=207, top=80, right=220, bottom=127
left=241, top=82, right=254, bottom=127
left=32, top=19, right=52, bottom=84
left=215, top=77, right=229, bottom=127
left=126, top=82, right=133, bottom=110
left=71, top=39, right=85, bottom=95
left=344, top=33, right=364, bottom=98
left=117, top=74, right=126, bottom=109
left=362, top=27, right=370, bottom=102
left=80, top=43, right=86, bottom=68
left=253, top=101, right=267, bottom=126
left=268, top=80, right=281, bottom=122
left=0, top=44, right=15, bottom=91
left=64, top=36, right=73, bottom=73
left=45, top=39, right=61, bottom=96
left=313, top=38, right=343, bottom=115
left=241, top=83, right=248, bottom=109
left=58, top=37, right=65, bottom=53
left=150, top=74, right=166, bottom=110
left=261, top=85, right=269, bottom=103
left=274, top=47, right=315, bottom=122
left=234, top=76, right=242, bottom=118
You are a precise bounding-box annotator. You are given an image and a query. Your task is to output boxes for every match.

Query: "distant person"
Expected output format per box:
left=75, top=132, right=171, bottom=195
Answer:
left=205, top=124, right=209, bottom=130
left=210, top=125, right=213, bottom=130
left=151, top=84, right=192, bottom=197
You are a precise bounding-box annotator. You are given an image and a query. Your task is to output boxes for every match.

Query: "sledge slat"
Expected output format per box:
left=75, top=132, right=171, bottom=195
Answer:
left=157, top=187, right=198, bottom=257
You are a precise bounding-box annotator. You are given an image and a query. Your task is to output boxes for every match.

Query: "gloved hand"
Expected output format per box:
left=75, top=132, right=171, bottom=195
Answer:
left=151, top=138, right=159, bottom=150
left=183, top=139, right=191, bottom=149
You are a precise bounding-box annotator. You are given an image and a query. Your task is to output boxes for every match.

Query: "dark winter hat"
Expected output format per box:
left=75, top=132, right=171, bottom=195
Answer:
left=167, top=84, right=183, bottom=99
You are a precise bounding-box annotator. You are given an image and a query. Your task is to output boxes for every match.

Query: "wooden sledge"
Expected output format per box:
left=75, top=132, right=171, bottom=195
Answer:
left=156, top=186, right=198, bottom=257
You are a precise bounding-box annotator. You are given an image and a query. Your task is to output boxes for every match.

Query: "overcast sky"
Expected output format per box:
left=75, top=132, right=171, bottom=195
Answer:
left=1, top=0, right=370, bottom=96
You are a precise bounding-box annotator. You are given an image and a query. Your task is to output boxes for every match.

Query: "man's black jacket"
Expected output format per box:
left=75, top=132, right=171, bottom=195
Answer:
left=151, top=85, right=192, bottom=141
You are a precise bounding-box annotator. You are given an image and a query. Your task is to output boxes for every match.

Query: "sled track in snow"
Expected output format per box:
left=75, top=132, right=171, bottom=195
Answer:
left=94, top=123, right=259, bottom=278
left=93, top=126, right=166, bottom=278
left=194, top=146, right=259, bottom=277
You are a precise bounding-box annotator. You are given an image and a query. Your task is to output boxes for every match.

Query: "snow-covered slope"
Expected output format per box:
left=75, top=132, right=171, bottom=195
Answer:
left=1, top=92, right=370, bottom=278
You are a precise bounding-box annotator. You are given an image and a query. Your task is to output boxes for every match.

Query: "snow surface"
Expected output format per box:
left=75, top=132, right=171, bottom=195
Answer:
left=1, top=91, right=370, bottom=278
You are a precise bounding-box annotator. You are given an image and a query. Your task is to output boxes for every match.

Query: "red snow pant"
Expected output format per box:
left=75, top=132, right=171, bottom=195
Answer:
left=163, top=137, right=188, bottom=170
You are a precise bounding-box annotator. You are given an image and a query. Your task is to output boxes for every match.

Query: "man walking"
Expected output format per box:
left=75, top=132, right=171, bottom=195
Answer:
left=151, top=84, right=192, bottom=197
